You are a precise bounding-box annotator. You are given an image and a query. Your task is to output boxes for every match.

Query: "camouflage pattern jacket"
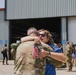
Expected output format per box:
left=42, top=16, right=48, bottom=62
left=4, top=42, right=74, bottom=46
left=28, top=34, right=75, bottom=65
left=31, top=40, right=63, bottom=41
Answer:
left=65, top=44, right=72, bottom=61
left=14, top=41, right=62, bottom=75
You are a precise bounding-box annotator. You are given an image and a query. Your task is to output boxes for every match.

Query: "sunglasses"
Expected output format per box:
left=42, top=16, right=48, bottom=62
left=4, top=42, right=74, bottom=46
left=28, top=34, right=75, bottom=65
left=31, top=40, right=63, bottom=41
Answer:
left=38, top=34, right=46, bottom=37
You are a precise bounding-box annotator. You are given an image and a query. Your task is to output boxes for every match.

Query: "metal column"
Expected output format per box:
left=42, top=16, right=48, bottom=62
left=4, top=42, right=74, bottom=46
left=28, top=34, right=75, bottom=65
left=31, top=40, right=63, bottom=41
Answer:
left=61, top=17, right=67, bottom=53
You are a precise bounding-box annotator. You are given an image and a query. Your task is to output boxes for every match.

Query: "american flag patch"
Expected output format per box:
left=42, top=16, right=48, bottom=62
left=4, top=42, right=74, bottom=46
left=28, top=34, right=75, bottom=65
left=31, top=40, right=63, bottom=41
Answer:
left=32, top=44, right=39, bottom=59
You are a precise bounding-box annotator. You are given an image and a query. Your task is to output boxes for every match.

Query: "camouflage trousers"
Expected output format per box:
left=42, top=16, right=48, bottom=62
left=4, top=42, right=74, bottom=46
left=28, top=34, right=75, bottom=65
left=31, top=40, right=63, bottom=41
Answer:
left=67, top=57, right=73, bottom=71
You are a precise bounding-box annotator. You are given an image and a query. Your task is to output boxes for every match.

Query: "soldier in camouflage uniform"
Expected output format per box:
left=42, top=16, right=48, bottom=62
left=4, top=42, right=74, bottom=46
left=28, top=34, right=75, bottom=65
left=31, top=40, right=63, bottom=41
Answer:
left=65, top=41, right=72, bottom=71
left=14, top=27, right=65, bottom=75
left=70, top=42, right=75, bottom=67
left=14, top=41, right=53, bottom=75
left=10, top=42, right=21, bottom=64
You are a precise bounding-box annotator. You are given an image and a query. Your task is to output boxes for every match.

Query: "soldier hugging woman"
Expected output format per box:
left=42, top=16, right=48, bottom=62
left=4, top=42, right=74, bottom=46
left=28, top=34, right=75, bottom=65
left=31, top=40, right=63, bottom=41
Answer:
left=14, top=27, right=66, bottom=75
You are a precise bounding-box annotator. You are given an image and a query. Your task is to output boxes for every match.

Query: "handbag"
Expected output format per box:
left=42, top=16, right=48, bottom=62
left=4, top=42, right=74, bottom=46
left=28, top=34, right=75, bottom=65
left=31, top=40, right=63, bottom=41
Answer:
left=1, top=51, right=4, bottom=54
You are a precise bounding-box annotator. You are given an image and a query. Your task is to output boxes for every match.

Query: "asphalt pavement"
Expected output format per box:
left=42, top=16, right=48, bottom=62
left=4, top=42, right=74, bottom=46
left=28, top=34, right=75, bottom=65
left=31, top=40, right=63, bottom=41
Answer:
left=0, top=60, right=76, bottom=75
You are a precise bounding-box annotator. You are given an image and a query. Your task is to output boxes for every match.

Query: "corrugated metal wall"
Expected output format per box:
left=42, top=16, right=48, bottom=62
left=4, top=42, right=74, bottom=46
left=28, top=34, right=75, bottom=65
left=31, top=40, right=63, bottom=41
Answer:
left=6, top=0, right=76, bottom=19
left=68, top=17, right=76, bottom=44
left=0, top=11, right=9, bottom=60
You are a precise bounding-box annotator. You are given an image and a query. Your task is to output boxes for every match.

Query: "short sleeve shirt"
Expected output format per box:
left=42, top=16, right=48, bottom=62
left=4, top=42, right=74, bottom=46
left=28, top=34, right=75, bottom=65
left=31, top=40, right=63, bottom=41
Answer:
left=45, top=43, right=63, bottom=75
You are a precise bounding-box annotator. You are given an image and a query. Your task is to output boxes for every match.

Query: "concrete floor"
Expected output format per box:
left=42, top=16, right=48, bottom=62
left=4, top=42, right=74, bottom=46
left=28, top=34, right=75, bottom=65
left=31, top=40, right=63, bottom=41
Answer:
left=0, top=60, right=76, bottom=75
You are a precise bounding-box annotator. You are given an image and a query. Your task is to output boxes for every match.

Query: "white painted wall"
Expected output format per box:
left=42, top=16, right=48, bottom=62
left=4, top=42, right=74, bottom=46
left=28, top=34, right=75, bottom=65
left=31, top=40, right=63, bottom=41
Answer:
left=0, top=0, right=5, bottom=8
left=68, top=17, right=76, bottom=44
left=0, top=10, right=9, bottom=60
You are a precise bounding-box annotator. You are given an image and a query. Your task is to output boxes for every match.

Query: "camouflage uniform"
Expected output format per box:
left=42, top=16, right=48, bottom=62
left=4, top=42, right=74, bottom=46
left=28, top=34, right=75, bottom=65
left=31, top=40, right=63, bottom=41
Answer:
left=65, top=44, right=72, bottom=71
left=14, top=41, right=62, bottom=75
left=10, top=42, right=21, bottom=64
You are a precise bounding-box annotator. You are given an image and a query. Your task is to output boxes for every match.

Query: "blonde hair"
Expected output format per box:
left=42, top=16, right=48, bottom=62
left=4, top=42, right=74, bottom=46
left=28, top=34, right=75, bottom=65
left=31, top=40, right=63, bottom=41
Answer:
left=38, top=29, right=54, bottom=43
